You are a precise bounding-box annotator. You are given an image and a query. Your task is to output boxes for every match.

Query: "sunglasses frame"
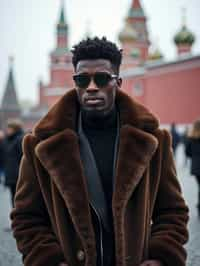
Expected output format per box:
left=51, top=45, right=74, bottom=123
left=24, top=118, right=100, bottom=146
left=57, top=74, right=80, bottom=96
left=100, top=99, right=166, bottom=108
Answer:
left=73, top=72, right=118, bottom=89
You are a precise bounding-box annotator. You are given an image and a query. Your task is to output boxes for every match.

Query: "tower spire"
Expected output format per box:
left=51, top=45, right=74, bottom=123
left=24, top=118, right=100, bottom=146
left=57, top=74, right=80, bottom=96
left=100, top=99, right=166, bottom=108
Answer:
left=49, top=0, right=73, bottom=90
left=181, top=7, right=187, bottom=27
left=59, top=0, right=66, bottom=24
left=1, top=57, right=20, bottom=112
left=56, top=0, right=68, bottom=48
left=131, top=0, right=142, bottom=9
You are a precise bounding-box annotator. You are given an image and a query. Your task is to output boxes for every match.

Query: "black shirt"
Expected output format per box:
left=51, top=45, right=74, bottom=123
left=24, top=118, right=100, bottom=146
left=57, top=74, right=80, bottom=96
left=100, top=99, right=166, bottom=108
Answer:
left=82, top=107, right=118, bottom=210
left=82, top=108, right=117, bottom=266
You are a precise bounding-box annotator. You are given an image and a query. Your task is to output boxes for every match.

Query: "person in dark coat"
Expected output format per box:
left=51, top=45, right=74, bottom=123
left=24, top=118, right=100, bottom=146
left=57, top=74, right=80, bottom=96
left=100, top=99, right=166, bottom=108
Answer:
left=11, top=37, right=188, bottom=266
left=0, top=130, right=6, bottom=184
left=185, top=119, right=200, bottom=215
left=4, top=119, right=24, bottom=207
left=170, top=123, right=180, bottom=155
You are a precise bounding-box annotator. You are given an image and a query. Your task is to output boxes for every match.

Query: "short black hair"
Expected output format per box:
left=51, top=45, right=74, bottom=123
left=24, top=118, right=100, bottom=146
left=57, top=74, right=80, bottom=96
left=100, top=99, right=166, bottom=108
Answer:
left=71, top=37, right=122, bottom=74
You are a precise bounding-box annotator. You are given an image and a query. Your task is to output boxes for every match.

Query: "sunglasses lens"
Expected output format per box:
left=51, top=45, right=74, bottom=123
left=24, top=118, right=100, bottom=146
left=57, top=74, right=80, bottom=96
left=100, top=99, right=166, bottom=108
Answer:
left=74, top=74, right=90, bottom=88
left=73, top=72, right=114, bottom=88
left=94, top=73, right=111, bottom=87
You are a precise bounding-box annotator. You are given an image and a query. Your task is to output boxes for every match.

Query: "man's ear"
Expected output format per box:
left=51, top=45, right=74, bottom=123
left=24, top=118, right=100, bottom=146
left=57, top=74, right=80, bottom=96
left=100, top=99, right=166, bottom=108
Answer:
left=117, top=78, right=122, bottom=88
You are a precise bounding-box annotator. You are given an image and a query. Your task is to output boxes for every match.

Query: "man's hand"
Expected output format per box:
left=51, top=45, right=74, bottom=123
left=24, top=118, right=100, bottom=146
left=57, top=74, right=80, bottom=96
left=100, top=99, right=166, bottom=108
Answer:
left=140, top=260, right=164, bottom=266
left=58, top=263, right=68, bottom=266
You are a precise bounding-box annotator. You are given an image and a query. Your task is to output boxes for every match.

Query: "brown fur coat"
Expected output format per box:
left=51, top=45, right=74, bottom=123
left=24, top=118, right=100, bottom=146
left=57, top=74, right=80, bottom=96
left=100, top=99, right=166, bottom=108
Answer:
left=11, top=89, right=189, bottom=266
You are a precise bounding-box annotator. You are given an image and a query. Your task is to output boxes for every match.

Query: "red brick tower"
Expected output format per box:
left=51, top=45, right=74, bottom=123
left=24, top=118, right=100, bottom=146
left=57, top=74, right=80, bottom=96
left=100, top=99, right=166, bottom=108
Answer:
left=119, top=0, right=150, bottom=69
left=39, top=0, right=74, bottom=108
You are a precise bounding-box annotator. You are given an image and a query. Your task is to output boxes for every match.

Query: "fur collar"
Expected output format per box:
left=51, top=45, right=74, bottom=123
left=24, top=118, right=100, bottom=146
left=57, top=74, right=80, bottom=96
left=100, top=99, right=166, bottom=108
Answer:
left=33, top=89, right=159, bottom=138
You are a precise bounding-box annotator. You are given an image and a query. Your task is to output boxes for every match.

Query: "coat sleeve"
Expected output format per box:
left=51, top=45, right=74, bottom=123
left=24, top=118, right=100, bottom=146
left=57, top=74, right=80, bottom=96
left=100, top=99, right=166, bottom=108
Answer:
left=10, top=134, right=66, bottom=266
left=149, top=130, right=189, bottom=266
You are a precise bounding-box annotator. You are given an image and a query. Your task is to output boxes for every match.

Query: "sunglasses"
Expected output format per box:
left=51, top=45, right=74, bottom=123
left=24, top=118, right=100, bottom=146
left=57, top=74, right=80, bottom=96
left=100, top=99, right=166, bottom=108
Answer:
left=73, top=72, right=118, bottom=89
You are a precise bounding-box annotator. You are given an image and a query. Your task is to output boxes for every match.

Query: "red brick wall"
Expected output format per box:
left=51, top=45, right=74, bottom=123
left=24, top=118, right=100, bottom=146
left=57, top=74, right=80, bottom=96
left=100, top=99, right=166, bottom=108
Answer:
left=122, top=59, right=200, bottom=124
left=145, top=65, right=200, bottom=124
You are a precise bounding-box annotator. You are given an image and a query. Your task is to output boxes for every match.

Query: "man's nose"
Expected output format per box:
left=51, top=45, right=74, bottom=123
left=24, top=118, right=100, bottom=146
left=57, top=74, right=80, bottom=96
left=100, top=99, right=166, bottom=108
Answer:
left=86, top=78, right=98, bottom=92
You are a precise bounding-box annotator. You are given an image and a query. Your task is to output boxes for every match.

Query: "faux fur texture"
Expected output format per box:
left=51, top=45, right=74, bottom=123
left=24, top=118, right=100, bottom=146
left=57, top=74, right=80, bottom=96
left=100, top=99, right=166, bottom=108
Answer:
left=11, top=89, right=189, bottom=266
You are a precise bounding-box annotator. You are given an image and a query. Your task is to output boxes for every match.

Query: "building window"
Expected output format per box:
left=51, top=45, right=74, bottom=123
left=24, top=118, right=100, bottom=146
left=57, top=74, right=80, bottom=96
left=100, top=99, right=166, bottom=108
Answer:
left=133, top=82, right=143, bottom=96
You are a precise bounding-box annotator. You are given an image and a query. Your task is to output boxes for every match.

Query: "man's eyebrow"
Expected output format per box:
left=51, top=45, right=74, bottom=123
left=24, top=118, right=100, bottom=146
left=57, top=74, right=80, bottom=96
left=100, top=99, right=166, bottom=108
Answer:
left=75, top=71, right=89, bottom=75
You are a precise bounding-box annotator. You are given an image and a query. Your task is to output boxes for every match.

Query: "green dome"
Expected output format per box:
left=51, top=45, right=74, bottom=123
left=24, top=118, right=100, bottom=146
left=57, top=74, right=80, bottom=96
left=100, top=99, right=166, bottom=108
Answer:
left=174, top=25, right=195, bottom=45
left=148, top=49, right=163, bottom=60
left=119, top=22, right=138, bottom=42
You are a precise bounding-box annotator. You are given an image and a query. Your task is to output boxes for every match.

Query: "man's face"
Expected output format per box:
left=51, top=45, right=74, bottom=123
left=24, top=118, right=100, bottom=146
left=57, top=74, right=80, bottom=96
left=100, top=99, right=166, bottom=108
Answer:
left=74, top=59, right=121, bottom=117
left=6, top=127, right=15, bottom=137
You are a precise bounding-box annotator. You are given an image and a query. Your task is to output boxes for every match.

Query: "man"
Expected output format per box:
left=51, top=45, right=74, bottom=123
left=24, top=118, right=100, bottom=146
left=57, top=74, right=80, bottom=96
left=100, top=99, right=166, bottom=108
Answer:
left=11, top=37, right=189, bottom=266
left=170, top=123, right=180, bottom=156
left=4, top=119, right=24, bottom=207
left=0, top=130, right=5, bottom=184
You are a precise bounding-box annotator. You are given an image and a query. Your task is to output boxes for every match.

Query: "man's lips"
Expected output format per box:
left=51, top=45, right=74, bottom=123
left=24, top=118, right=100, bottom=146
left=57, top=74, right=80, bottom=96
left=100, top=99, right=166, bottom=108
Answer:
left=84, top=98, right=104, bottom=105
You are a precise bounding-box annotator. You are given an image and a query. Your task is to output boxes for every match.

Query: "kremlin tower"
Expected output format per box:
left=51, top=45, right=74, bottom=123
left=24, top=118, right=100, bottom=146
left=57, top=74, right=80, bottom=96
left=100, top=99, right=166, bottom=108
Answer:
left=39, top=0, right=73, bottom=108
left=119, top=0, right=150, bottom=69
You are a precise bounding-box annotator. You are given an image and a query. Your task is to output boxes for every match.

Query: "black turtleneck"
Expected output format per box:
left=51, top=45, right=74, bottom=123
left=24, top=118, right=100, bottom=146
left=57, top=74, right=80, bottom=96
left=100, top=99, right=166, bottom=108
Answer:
left=82, top=107, right=118, bottom=208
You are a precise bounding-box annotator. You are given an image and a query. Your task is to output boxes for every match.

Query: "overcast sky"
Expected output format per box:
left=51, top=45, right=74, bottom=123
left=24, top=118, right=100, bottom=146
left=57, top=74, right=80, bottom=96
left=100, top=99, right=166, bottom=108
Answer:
left=0, top=0, right=200, bottom=104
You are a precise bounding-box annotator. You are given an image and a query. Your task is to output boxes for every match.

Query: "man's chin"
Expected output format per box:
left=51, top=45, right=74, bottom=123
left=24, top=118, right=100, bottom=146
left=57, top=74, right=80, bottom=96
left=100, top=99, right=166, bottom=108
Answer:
left=82, top=107, right=109, bottom=118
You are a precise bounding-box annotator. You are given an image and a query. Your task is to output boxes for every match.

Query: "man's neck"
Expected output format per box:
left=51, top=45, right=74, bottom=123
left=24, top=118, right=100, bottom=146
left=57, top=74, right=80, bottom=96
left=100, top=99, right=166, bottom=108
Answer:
left=82, top=106, right=117, bottom=131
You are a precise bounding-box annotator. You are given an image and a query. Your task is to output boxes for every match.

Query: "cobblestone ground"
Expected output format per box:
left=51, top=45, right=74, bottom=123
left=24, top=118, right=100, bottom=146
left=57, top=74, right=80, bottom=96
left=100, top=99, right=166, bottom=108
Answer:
left=0, top=146, right=200, bottom=265
left=0, top=185, right=22, bottom=266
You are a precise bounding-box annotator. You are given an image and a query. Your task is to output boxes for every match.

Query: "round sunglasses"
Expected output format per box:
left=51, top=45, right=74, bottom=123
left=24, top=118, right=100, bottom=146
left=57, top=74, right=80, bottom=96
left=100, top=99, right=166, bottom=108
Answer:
left=73, top=72, right=118, bottom=89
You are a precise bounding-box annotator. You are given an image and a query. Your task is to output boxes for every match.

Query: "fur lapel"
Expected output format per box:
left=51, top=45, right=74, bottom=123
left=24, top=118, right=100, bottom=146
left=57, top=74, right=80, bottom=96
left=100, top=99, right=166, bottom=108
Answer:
left=34, top=89, right=158, bottom=259
left=113, top=125, right=158, bottom=208
left=112, top=125, right=158, bottom=266
left=35, top=128, right=96, bottom=260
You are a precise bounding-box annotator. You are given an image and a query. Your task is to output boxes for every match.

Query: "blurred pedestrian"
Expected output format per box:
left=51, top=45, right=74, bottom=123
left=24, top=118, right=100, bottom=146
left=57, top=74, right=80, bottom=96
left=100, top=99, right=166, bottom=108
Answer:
left=185, top=119, right=200, bottom=216
left=4, top=119, right=24, bottom=207
left=0, top=130, right=5, bottom=184
left=182, top=125, right=190, bottom=167
left=170, top=122, right=181, bottom=156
